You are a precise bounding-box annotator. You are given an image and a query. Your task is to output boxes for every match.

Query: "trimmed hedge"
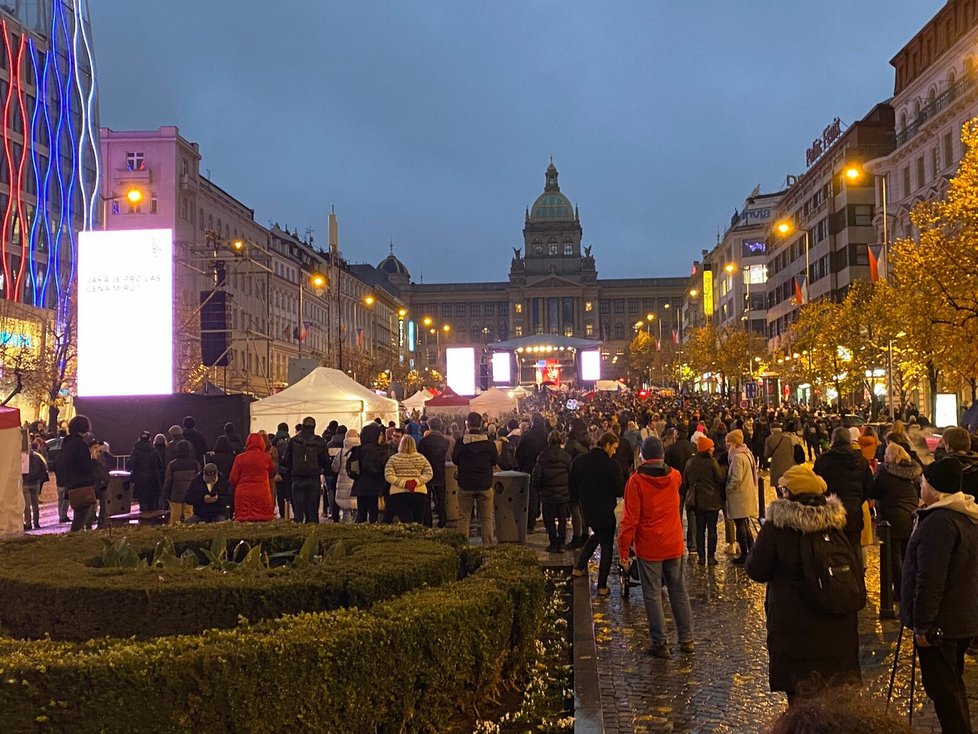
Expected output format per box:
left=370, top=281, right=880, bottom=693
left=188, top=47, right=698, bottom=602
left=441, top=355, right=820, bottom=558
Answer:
left=0, top=523, right=464, bottom=640
left=0, top=543, right=545, bottom=734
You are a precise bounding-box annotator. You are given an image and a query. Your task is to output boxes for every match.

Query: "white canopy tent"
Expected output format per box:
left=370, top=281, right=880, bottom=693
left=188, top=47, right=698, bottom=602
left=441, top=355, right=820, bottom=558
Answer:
left=469, top=387, right=518, bottom=418
left=402, top=389, right=433, bottom=412
left=250, top=367, right=398, bottom=432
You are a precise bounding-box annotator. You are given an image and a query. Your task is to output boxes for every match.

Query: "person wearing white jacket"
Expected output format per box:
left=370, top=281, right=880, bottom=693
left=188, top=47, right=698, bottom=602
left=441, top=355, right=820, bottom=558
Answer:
left=383, top=435, right=433, bottom=524
left=332, top=429, right=360, bottom=520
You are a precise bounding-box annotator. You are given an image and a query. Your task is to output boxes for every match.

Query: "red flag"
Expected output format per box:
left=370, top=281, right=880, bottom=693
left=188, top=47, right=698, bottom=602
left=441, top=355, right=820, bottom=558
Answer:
left=793, top=277, right=804, bottom=305
left=672, top=329, right=679, bottom=344
left=867, top=244, right=883, bottom=282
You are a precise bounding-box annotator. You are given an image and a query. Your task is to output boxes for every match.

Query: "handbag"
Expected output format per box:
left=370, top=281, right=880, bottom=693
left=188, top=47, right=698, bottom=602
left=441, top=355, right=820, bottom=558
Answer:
left=67, top=485, right=97, bottom=510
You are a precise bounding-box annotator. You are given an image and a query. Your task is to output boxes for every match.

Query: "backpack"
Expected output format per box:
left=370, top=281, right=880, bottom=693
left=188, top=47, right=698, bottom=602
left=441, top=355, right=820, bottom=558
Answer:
left=497, top=439, right=517, bottom=471
left=324, top=447, right=340, bottom=477
left=797, top=529, right=866, bottom=615
left=345, top=446, right=361, bottom=480
left=291, top=436, right=321, bottom=475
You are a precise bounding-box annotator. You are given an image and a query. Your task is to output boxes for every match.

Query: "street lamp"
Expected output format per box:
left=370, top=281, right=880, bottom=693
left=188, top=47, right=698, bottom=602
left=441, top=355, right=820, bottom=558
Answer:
left=297, top=269, right=327, bottom=359
left=100, top=187, right=144, bottom=227
left=774, top=219, right=810, bottom=304
left=844, top=163, right=889, bottom=279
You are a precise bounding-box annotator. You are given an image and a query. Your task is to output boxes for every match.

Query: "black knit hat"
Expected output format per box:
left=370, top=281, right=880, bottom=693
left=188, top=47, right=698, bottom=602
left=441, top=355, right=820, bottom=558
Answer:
left=924, top=457, right=964, bottom=494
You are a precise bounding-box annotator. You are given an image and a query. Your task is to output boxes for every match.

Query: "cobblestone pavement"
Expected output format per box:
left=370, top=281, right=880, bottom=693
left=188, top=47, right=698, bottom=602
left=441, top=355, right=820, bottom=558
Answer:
left=574, top=481, right=978, bottom=734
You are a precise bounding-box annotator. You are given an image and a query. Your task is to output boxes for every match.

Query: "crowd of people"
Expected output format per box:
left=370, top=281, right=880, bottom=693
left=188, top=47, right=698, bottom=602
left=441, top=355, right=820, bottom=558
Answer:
left=18, top=388, right=978, bottom=731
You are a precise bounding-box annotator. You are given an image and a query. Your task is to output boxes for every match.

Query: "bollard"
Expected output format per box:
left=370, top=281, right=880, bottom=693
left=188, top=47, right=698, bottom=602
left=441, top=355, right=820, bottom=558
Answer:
left=757, top=476, right=766, bottom=520
left=878, top=520, right=895, bottom=619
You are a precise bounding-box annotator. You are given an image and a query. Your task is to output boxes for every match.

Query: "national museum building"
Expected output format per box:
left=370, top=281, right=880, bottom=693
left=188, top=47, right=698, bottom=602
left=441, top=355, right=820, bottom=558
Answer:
left=380, top=162, right=687, bottom=380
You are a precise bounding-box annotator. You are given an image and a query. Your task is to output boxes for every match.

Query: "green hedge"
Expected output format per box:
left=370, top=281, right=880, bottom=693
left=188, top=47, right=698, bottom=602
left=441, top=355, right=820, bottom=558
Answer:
left=0, top=544, right=545, bottom=734
left=0, top=523, right=465, bottom=641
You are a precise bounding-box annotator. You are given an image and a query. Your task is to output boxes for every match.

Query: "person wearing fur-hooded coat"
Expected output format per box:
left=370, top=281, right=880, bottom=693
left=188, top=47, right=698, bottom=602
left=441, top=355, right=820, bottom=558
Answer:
left=746, top=464, right=862, bottom=701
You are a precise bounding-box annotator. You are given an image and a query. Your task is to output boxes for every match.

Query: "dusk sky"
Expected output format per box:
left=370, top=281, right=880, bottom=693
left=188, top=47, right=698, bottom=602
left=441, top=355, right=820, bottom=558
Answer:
left=92, top=1, right=938, bottom=283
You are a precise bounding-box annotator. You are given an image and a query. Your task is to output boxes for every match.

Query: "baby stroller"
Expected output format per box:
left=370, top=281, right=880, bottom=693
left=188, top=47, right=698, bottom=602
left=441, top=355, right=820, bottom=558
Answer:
left=617, top=547, right=641, bottom=599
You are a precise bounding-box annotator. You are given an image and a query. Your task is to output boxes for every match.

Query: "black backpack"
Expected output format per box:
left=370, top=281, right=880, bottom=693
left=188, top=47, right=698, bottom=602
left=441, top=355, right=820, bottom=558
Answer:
left=291, top=436, right=321, bottom=475
left=797, top=529, right=866, bottom=615
left=497, top=439, right=517, bottom=471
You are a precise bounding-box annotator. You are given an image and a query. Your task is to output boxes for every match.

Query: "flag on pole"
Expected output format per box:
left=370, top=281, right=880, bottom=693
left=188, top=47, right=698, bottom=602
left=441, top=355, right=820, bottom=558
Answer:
left=793, top=276, right=805, bottom=305
left=356, top=327, right=364, bottom=348
left=293, top=322, right=310, bottom=343
left=672, top=329, right=679, bottom=344
left=868, top=244, right=884, bottom=282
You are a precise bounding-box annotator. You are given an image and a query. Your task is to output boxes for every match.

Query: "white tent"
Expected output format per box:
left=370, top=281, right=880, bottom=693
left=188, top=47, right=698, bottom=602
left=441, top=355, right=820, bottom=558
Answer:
left=0, top=407, right=23, bottom=540
left=250, top=367, right=399, bottom=432
left=469, top=387, right=518, bottom=417
left=402, top=389, right=433, bottom=411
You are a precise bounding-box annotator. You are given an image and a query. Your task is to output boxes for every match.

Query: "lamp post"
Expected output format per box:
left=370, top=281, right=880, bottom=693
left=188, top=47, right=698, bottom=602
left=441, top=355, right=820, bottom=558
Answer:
left=774, top=220, right=810, bottom=304
left=426, top=321, right=450, bottom=372
left=297, top=270, right=327, bottom=359
left=100, top=188, right=143, bottom=228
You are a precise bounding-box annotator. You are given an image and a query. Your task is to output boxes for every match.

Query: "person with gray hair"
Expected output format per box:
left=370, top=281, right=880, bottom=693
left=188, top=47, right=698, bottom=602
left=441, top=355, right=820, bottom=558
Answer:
left=813, top=427, right=873, bottom=552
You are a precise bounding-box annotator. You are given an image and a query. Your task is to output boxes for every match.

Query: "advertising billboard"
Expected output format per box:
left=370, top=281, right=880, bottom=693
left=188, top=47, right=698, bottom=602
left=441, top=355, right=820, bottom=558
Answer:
left=702, top=266, right=715, bottom=316
left=580, top=349, right=601, bottom=382
left=491, top=351, right=511, bottom=384
left=77, top=229, right=173, bottom=397
left=445, top=347, right=476, bottom=396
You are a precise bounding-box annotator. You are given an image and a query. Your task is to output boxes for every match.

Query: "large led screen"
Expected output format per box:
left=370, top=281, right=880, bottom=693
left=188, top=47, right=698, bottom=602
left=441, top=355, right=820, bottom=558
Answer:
left=446, top=347, right=476, bottom=396
left=77, top=229, right=173, bottom=396
left=491, top=352, right=511, bottom=384
left=580, top=350, right=601, bottom=382
left=935, top=393, right=958, bottom=429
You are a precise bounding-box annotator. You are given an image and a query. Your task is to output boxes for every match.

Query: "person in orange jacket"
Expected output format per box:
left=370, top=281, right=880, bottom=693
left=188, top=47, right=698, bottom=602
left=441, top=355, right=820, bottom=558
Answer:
left=619, top=436, right=694, bottom=658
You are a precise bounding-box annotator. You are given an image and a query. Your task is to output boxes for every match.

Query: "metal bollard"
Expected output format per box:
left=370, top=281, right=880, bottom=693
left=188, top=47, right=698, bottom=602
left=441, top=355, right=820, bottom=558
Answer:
left=757, top=476, right=766, bottom=520
left=878, top=520, right=895, bottom=619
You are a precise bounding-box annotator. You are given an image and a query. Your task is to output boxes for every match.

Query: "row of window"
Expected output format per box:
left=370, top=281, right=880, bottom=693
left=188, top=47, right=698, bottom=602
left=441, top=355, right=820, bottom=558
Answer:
left=898, top=129, right=957, bottom=199
left=417, top=302, right=508, bottom=318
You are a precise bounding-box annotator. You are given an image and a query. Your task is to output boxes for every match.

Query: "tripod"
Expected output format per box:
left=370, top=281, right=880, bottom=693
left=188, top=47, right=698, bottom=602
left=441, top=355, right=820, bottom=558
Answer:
left=886, top=623, right=918, bottom=724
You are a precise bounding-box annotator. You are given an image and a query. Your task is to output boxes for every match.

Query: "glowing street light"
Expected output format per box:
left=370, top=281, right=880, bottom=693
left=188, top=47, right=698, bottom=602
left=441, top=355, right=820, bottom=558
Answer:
left=364, top=294, right=376, bottom=307
left=125, top=188, right=142, bottom=204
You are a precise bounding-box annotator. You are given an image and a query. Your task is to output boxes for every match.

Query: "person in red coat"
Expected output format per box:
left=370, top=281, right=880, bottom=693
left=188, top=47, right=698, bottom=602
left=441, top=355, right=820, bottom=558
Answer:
left=229, top=433, right=276, bottom=521
left=618, top=436, right=694, bottom=658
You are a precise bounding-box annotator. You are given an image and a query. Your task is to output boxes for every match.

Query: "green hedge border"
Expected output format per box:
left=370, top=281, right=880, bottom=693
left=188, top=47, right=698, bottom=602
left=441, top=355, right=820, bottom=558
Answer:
left=0, top=523, right=469, bottom=641
left=0, top=543, right=545, bottom=734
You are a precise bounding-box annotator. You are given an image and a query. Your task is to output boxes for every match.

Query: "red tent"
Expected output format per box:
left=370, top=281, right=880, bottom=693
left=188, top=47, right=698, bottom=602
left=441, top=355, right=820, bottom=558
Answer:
left=424, top=387, right=470, bottom=409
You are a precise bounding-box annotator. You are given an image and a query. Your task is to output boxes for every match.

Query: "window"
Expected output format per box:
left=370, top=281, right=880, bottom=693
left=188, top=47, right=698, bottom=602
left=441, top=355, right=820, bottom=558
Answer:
left=614, top=322, right=625, bottom=340
left=498, top=302, right=508, bottom=316
left=483, top=303, right=493, bottom=317
left=599, top=300, right=610, bottom=314
left=182, top=158, right=189, bottom=176
left=515, top=303, right=522, bottom=314
left=613, top=299, right=624, bottom=314
left=563, top=243, right=572, bottom=256
left=180, top=197, right=187, bottom=220
left=585, top=323, right=594, bottom=337
left=469, top=303, right=480, bottom=317
left=151, top=195, right=158, bottom=214
left=745, top=264, right=767, bottom=285
left=584, top=301, right=592, bottom=312
left=902, top=166, right=911, bottom=197
left=548, top=241, right=558, bottom=256
left=199, top=209, right=204, bottom=231
left=455, top=304, right=465, bottom=317
left=125, top=151, right=145, bottom=171
left=932, top=146, right=940, bottom=180
left=514, top=325, right=523, bottom=337
left=944, top=131, right=954, bottom=169
left=563, top=326, right=574, bottom=337
left=627, top=299, right=639, bottom=313
left=916, top=156, right=925, bottom=189
left=440, top=303, right=451, bottom=317
left=853, top=205, right=872, bottom=227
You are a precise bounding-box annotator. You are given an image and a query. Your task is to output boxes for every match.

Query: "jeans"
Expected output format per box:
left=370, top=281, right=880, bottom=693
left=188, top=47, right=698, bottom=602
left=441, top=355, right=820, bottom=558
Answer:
left=917, top=637, right=974, bottom=734
left=56, top=485, right=70, bottom=522
left=429, top=483, right=446, bottom=528
left=575, top=526, right=615, bottom=589
left=384, top=492, right=427, bottom=524
left=22, top=483, right=40, bottom=528
left=356, top=495, right=380, bottom=524
left=324, top=475, right=339, bottom=522
left=694, top=509, right=720, bottom=559
left=457, top=489, right=494, bottom=544
left=291, top=475, right=322, bottom=524
left=635, top=557, right=693, bottom=647
left=542, top=501, right=568, bottom=548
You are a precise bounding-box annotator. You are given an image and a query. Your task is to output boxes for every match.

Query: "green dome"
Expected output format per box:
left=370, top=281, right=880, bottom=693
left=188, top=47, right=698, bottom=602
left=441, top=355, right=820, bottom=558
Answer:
left=530, top=192, right=574, bottom=222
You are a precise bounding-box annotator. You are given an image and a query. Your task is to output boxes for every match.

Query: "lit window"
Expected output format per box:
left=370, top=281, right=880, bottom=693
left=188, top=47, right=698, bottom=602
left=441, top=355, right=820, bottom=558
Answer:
left=515, top=303, right=523, bottom=314
left=563, top=242, right=572, bottom=255
left=564, top=326, right=574, bottom=337
left=585, top=301, right=592, bottom=312
left=548, top=242, right=558, bottom=256
left=514, top=325, right=523, bottom=337
left=585, top=323, right=594, bottom=337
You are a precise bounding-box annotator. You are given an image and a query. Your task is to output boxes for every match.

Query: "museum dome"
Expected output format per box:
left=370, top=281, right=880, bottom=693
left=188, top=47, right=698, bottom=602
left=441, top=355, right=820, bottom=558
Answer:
left=378, top=243, right=410, bottom=278
left=529, top=161, right=575, bottom=222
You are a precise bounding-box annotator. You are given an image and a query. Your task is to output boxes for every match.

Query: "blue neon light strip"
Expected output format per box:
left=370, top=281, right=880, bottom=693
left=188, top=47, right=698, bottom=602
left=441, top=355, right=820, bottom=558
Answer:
left=58, top=0, right=79, bottom=320
left=27, top=39, right=42, bottom=307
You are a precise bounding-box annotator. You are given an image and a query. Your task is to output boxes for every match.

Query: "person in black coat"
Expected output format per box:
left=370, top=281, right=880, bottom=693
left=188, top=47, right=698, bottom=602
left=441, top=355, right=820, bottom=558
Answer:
left=185, top=464, right=232, bottom=523
left=682, top=437, right=725, bottom=564
left=218, top=422, right=243, bottom=455
left=126, top=431, right=163, bottom=512
left=869, top=442, right=921, bottom=600
left=209, top=436, right=237, bottom=482
left=746, top=465, right=862, bottom=703
left=813, top=428, right=873, bottom=551
left=418, top=418, right=451, bottom=528
left=352, top=422, right=392, bottom=524
left=563, top=418, right=590, bottom=549
left=516, top=414, right=548, bottom=532
left=901, top=458, right=978, bottom=734
left=571, top=431, right=625, bottom=595
left=453, top=413, right=499, bottom=545
left=62, top=415, right=97, bottom=532
left=181, top=416, right=208, bottom=466
left=532, top=431, right=573, bottom=552
left=666, top=429, right=696, bottom=548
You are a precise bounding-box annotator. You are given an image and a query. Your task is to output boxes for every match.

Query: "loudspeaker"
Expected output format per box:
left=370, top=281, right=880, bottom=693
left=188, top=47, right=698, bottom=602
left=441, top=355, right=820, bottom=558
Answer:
left=200, top=290, right=231, bottom=367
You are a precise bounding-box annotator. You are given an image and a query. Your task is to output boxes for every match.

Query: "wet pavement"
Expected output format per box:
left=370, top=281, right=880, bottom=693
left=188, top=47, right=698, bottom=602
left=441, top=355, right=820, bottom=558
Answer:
left=571, top=482, right=978, bottom=734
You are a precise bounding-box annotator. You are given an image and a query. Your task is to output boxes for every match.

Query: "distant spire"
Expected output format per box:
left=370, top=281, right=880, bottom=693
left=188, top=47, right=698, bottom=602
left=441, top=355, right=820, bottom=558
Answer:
left=389, top=240, right=394, bottom=254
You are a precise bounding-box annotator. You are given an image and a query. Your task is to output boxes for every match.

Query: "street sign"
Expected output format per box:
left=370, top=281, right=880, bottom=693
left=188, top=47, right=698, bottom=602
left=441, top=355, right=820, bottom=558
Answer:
left=745, top=381, right=757, bottom=400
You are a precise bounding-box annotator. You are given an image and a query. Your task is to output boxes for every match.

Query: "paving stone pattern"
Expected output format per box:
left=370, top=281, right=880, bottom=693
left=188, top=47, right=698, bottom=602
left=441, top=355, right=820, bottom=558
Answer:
left=575, top=481, right=978, bottom=734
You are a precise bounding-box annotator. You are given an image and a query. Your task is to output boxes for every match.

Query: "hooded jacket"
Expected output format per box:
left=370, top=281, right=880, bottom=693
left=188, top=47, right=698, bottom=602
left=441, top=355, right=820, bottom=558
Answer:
left=563, top=419, right=590, bottom=461
left=681, top=451, right=725, bottom=512
left=452, top=432, right=498, bottom=491
left=869, top=460, right=921, bottom=539
left=228, top=434, right=275, bottom=521
left=185, top=471, right=232, bottom=521
left=901, top=491, right=978, bottom=639
left=127, top=437, right=163, bottom=502
left=531, top=446, right=573, bottom=505
left=813, top=442, right=873, bottom=536
left=515, top=417, right=548, bottom=473
left=354, top=423, right=392, bottom=497
left=163, top=440, right=199, bottom=504
left=664, top=437, right=695, bottom=478
left=618, top=461, right=684, bottom=563
left=418, top=429, right=451, bottom=488
left=745, top=494, right=861, bottom=694
left=283, top=428, right=328, bottom=478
